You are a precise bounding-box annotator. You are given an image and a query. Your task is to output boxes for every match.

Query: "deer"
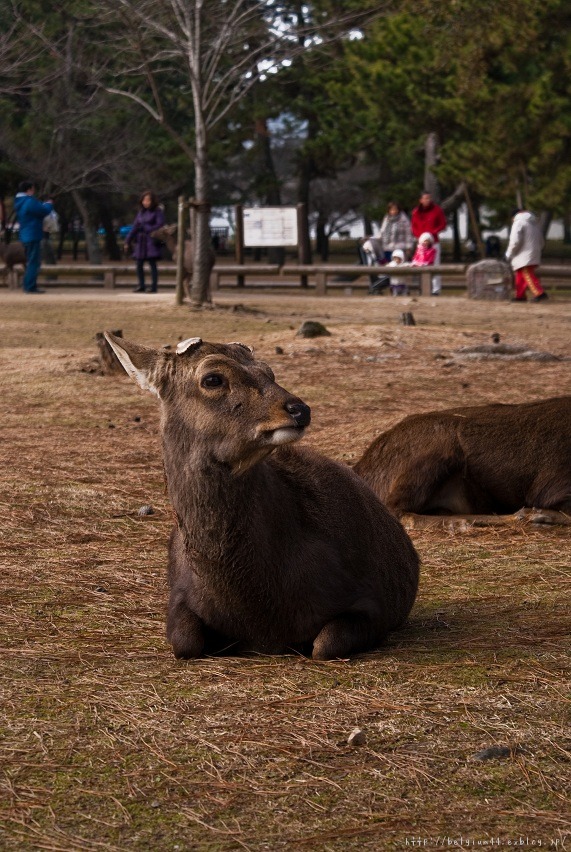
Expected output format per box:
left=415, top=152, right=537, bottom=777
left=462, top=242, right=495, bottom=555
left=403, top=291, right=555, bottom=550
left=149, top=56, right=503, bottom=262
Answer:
left=150, top=224, right=215, bottom=303
left=104, top=332, right=420, bottom=660
left=0, top=240, right=26, bottom=289
left=353, top=397, right=571, bottom=529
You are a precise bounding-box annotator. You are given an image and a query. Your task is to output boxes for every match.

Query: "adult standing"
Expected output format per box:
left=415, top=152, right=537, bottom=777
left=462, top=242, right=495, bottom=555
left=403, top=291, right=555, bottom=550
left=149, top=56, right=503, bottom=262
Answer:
left=378, top=201, right=414, bottom=262
left=14, top=181, right=54, bottom=294
left=124, top=191, right=166, bottom=293
left=505, top=209, right=547, bottom=302
left=411, top=191, right=447, bottom=294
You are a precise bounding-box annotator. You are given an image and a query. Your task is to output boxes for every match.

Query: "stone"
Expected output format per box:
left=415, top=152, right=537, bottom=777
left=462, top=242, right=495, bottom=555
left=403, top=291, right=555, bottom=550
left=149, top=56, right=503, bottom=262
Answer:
left=296, top=321, right=331, bottom=338
left=347, top=727, right=366, bottom=746
left=466, top=260, right=512, bottom=300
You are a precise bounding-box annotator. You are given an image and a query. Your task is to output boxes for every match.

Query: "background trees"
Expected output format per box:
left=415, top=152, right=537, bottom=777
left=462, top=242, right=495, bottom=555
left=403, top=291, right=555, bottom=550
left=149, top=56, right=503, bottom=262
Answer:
left=1, top=0, right=570, bottom=294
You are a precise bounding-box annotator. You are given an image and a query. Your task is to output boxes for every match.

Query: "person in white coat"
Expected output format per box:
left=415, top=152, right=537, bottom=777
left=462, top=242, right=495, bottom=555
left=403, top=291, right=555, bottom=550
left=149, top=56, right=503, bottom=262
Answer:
left=505, top=209, right=547, bottom=302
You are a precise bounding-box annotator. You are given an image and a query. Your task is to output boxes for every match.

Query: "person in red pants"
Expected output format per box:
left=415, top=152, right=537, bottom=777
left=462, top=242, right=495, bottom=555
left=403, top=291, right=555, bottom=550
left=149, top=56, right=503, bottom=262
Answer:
left=505, top=209, right=548, bottom=302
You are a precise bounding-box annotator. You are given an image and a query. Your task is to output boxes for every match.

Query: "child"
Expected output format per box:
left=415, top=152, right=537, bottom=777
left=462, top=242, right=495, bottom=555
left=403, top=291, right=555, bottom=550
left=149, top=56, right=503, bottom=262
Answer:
left=411, top=232, right=436, bottom=266
left=387, top=248, right=408, bottom=296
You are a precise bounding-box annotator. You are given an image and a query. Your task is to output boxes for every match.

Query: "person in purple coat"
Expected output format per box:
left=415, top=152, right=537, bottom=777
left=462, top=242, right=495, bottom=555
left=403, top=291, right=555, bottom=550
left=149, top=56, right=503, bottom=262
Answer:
left=124, top=191, right=166, bottom=293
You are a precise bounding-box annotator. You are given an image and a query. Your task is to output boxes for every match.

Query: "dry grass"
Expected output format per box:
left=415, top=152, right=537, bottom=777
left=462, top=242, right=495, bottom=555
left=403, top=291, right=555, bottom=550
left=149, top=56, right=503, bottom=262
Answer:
left=0, top=289, right=570, bottom=851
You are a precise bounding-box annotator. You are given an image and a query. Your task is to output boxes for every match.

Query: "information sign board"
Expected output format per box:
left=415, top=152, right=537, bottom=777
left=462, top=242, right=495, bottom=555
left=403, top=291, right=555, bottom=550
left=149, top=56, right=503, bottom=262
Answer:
left=242, top=207, right=298, bottom=247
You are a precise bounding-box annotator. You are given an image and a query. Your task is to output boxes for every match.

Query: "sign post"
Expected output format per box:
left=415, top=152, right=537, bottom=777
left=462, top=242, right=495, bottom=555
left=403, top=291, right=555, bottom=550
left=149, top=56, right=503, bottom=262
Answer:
left=234, top=205, right=245, bottom=288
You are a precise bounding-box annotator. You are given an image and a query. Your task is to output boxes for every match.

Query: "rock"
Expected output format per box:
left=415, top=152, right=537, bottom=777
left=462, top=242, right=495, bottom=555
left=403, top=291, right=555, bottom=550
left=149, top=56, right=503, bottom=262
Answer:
left=400, top=312, right=416, bottom=326
left=138, top=505, right=155, bottom=516
left=275, top=346, right=284, bottom=355
left=347, top=727, right=366, bottom=746
left=297, top=321, right=331, bottom=338
left=454, top=343, right=560, bottom=362
left=472, top=745, right=513, bottom=761
left=491, top=332, right=501, bottom=344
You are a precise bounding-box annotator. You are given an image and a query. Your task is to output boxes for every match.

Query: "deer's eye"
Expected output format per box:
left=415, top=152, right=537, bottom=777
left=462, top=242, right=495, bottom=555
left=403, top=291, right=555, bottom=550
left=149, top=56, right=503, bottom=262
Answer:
left=201, top=373, right=225, bottom=389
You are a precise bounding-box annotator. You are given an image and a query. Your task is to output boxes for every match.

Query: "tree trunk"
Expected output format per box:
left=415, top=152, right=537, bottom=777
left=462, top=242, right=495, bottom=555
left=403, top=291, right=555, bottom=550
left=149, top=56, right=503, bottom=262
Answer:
left=254, top=117, right=285, bottom=265
left=452, top=210, right=462, bottom=262
left=98, top=201, right=122, bottom=261
left=563, top=210, right=571, bottom=244
left=254, top=117, right=281, bottom=205
left=316, top=214, right=329, bottom=261
left=190, top=126, right=212, bottom=307
left=424, top=132, right=440, bottom=201
left=72, top=190, right=101, bottom=264
left=441, top=182, right=467, bottom=214
left=296, top=117, right=316, bottom=266
left=538, top=211, right=552, bottom=239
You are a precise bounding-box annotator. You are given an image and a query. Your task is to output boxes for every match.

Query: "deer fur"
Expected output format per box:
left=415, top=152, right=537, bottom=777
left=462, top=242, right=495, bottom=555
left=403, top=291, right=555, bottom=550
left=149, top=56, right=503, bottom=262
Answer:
left=150, top=224, right=215, bottom=302
left=0, top=241, right=26, bottom=289
left=104, top=332, right=419, bottom=660
left=354, top=397, right=571, bottom=524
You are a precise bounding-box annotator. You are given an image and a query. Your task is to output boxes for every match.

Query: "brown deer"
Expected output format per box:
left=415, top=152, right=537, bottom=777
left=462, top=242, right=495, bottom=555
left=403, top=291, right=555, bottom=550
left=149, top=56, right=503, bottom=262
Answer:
left=0, top=240, right=26, bottom=289
left=104, top=332, right=419, bottom=660
left=150, top=224, right=215, bottom=303
left=354, top=397, right=571, bottom=527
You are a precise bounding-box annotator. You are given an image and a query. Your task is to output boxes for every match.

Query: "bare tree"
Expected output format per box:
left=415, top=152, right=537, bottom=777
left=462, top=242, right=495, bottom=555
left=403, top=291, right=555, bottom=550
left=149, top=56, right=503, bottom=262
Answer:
left=93, top=0, right=379, bottom=306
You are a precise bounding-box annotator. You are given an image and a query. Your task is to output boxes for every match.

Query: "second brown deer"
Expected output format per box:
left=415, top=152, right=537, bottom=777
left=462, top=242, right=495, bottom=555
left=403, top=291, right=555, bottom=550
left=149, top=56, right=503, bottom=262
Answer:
left=104, top=332, right=420, bottom=660
left=0, top=240, right=26, bottom=289
left=354, top=397, right=571, bottom=527
left=150, top=224, right=215, bottom=303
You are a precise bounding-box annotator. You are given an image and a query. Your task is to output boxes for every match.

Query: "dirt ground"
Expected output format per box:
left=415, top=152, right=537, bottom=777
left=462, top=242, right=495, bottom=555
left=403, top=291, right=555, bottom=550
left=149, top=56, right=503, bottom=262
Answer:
left=1, top=288, right=570, bottom=851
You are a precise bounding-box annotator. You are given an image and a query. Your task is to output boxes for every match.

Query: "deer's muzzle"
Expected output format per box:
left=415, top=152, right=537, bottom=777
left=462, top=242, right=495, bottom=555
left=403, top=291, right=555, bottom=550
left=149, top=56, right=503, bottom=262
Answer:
left=285, top=401, right=311, bottom=428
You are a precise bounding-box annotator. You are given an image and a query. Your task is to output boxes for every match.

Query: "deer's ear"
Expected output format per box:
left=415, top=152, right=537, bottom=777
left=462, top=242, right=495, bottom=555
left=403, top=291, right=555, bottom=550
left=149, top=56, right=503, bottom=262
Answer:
left=104, top=332, right=162, bottom=397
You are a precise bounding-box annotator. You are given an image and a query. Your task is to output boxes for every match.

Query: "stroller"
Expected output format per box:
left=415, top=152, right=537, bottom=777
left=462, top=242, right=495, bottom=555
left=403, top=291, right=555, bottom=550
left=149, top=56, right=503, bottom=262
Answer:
left=358, top=238, right=390, bottom=295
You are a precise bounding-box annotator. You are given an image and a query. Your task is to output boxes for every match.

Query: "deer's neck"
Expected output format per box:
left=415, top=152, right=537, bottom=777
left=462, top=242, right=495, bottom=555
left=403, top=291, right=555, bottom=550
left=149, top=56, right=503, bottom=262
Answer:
left=162, top=426, right=261, bottom=563
left=165, top=236, right=177, bottom=258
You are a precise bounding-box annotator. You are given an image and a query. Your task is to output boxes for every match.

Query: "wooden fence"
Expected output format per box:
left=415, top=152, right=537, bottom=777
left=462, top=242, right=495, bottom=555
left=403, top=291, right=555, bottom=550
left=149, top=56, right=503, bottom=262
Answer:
left=3, top=262, right=571, bottom=296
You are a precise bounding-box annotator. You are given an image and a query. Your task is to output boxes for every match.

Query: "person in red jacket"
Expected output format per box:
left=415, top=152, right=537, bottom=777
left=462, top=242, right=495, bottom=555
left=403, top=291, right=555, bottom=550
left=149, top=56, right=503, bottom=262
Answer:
left=411, top=191, right=447, bottom=294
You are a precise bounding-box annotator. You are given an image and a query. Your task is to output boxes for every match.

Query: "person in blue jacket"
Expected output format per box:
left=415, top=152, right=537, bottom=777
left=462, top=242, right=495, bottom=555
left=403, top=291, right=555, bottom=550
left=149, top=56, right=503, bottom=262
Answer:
left=14, top=181, right=54, bottom=293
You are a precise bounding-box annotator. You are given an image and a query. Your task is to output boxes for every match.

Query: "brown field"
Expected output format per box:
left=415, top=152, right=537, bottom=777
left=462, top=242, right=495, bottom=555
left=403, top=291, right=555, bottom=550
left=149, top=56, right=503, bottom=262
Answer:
left=1, top=288, right=570, bottom=851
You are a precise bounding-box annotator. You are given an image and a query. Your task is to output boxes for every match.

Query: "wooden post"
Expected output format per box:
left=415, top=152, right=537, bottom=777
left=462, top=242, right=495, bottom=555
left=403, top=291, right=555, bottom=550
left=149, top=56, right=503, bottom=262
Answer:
left=297, top=203, right=311, bottom=288
left=315, top=270, right=327, bottom=296
left=175, top=195, right=186, bottom=305
left=420, top=270, right=432, bottom=296
left=104, top=269, right=115, bottom=289
left=234, top=204, right=245, bottom=288
left=463, top=185, right=485, bottom=257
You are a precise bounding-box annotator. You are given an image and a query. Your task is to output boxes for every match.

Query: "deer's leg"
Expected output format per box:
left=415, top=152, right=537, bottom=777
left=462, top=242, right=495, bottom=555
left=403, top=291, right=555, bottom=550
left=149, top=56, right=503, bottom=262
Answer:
left=312, top=612, right=383, bottom=660
left=166, top=589, right=205, bottom=659
left=401, top=509, right=571, bottom=531
left=183, top=273, right=192, bottom=303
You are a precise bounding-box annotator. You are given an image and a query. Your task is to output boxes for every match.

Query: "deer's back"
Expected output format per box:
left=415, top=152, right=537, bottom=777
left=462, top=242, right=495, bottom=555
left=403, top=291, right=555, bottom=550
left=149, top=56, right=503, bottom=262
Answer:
left=355, top=396, right=571, bottom=513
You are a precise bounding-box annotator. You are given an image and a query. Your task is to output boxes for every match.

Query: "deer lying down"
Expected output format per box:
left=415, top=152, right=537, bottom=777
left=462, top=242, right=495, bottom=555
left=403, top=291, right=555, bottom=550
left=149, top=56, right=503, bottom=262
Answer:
left=354, top=397, right=571, bottom=527
left=104, top=333, right=419, bottom=660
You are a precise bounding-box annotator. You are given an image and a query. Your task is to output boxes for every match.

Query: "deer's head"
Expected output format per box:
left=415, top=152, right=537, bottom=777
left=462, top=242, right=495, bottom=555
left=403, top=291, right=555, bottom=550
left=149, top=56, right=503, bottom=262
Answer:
left=104, top=333, right=311, bottom=473
left=149, top=224, right=177, bottom=242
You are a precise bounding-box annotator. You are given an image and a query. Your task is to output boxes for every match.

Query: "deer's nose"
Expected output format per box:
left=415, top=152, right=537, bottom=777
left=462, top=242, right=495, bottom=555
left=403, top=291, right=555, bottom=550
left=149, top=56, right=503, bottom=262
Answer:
left=285, top=401, right=311, bottom=428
